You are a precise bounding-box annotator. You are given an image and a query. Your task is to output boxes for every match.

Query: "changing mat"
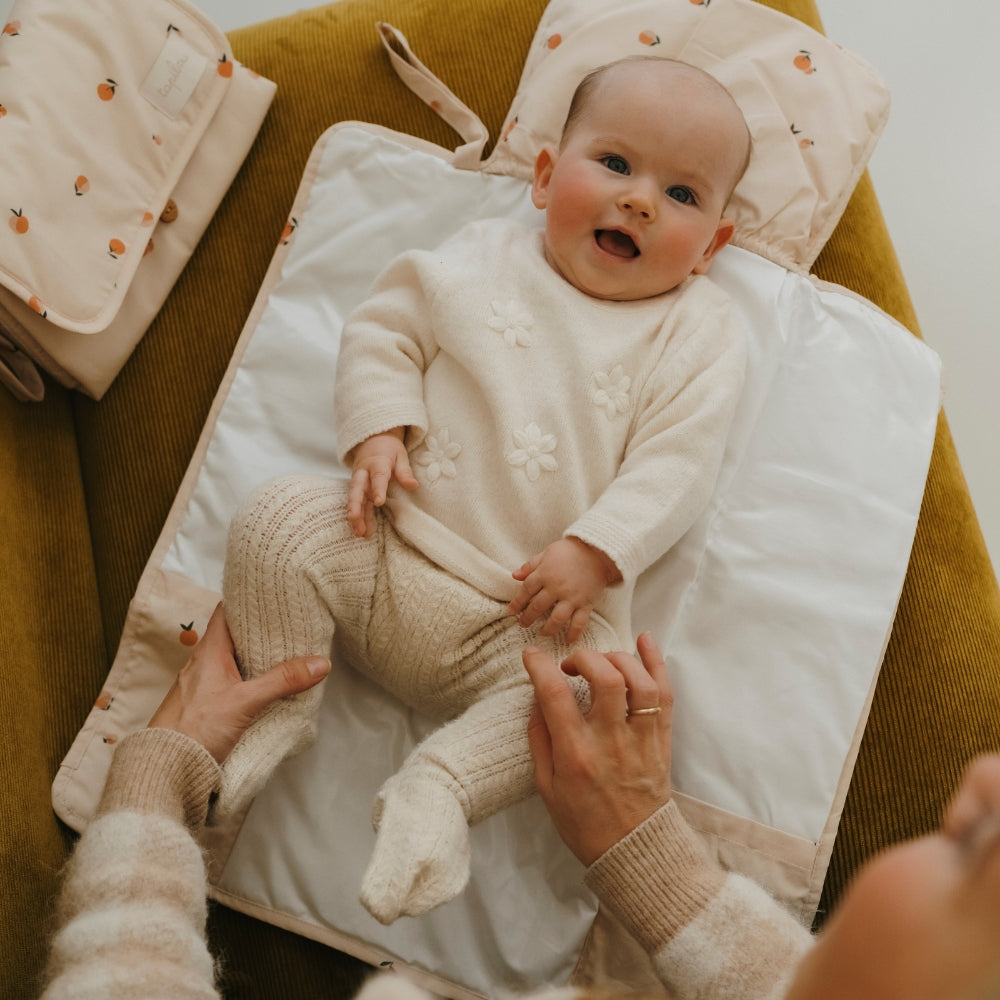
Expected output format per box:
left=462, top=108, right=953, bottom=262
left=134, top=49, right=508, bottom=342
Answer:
left=53, top=1, right=943, bottom=996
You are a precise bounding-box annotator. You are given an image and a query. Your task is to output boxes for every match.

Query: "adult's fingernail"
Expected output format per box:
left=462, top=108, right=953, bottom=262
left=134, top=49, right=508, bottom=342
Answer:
left=306, top=657, right=331, bottom=678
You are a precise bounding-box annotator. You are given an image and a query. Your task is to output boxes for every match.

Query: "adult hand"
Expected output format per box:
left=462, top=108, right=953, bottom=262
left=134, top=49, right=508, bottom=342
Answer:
left=942, top=754, right=1000, bottom=850
left=148, top=604, right=331, bottom=764
left=347, top=428, right=419, bottom=538
left=523, top=632, right=673, bottom=866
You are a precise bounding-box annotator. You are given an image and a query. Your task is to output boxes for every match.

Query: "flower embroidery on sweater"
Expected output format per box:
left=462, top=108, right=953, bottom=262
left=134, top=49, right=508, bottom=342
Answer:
left=415, top=428, right=461, bottom=483
left=592, top=365, right=632, bottom=419
left=487, top=298, right=534, bottom=347
left=506, top=423, right=558, bottom=481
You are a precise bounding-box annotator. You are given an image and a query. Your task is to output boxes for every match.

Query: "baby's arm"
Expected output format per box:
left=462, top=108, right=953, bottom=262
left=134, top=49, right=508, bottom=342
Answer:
left=347, top=428, right=419, bottom=538
left=508, top=537, right=621, bottom=643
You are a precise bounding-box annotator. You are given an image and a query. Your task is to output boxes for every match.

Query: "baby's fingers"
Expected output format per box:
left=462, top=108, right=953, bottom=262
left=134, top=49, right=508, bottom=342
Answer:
left=508, top=584, right=531, bottom=617
left=539, top=600, right=576, bottom=638
left=367, top=462, right=393, bottom=507
left=511, top=553, right=541, bottom=583
left=564, top=606, right=592, bottom=645
left=347, top=468, right=375, bottom=538
left=508, top=557, right=542, bottom=615
left=394, top=452, right=420, bottom=491
left=347, top=470, right=374, bottom=538
left=514, top=587, right=555, bottom=629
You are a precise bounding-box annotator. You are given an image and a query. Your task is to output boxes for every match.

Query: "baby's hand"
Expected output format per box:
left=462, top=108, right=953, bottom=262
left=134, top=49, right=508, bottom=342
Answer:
left=508, top=537, right=621, bottom=644
left=347, top=428, right=418, bottom=538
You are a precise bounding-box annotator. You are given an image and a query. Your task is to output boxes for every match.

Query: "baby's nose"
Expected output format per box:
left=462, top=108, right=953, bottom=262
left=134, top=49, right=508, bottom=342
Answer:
left=619, top=190, right=655, bottom=220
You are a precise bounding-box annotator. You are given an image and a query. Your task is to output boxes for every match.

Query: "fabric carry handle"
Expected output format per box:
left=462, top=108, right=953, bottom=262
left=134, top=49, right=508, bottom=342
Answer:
left=376, top=23, right=490, bottom=170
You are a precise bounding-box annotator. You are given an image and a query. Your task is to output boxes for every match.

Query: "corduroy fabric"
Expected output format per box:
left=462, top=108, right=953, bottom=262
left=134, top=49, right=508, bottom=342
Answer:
left=5, top=0, right=998, bottom=996
left=0, top=384, right=109, bottom=1000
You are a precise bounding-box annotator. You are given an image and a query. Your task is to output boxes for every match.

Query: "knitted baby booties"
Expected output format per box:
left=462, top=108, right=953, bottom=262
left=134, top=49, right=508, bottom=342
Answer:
left=358, top=661, right=596, bottom=923
left=213, top=682, right=326, bottom=823
left=360, top=763, right=471, bottom=924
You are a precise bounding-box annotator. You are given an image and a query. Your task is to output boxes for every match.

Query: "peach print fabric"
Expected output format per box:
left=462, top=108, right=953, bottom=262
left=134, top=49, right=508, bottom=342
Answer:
left=0, top=0, right=274, bottom=399
left=485, top=0, right=890, bottom=273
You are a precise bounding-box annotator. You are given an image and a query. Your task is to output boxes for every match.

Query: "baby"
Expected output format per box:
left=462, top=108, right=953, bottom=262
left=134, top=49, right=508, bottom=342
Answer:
left=219, top=56, right=752, bottom=925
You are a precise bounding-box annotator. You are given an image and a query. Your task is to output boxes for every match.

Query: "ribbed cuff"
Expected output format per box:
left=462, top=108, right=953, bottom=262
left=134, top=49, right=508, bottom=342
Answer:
left=584, top=799, right=727, bottom=955
left=97, top=729, right=222, bottom=833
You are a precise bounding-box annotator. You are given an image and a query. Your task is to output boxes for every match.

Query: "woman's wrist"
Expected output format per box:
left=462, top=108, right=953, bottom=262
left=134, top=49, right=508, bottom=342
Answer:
left=585, top=799, right=726, bottom=954
left=98, top=729, right=221, bottom=832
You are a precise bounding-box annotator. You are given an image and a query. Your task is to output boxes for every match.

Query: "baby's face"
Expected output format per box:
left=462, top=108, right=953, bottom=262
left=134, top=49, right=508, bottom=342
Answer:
left=532, top=62, right=747, bottom=301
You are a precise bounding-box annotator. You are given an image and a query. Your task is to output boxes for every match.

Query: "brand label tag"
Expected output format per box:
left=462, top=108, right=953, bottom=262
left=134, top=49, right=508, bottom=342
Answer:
left=140, top=32, right=208, bottom=119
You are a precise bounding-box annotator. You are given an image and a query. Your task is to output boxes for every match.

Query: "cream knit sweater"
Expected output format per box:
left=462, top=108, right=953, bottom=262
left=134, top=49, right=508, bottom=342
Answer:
left=40, top=729, right=811, bottom=999
left=335, top=218, right=746, bottom=640
left=40, top=730, right=220, bottom=999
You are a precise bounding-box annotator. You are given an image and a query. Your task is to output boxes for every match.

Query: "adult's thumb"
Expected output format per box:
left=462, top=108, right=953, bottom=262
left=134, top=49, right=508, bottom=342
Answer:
left=244, top=655, right=331, bottom=716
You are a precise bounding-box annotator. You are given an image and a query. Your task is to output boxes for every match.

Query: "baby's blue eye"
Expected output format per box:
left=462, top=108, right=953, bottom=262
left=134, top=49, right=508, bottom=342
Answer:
left=601, top=155, right=630, bottom=175
left=667, top=186, right=695, bottom=205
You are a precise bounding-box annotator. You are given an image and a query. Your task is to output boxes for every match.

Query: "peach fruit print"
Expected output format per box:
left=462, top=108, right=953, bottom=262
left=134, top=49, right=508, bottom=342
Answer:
left=179, top=622, right=199, bottom=646
left=791, top=125, right=815, bottom=149
left=108, top=238, right=126, bottom=259
left=218, top=53, right=233, bottom=77
left=8, top=208, right=27, bottom=234
left=639, top=30, right=661, bottom=46
left=794, top=51, right=815, bottom=74
left=97, top=79, right=117, bottom=101
left=74, top=175, right=89, bottom=196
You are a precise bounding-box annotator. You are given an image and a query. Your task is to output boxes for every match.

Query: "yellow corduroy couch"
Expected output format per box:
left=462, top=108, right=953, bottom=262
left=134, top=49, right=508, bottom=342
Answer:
left=3, top=0, right=999, bottom=997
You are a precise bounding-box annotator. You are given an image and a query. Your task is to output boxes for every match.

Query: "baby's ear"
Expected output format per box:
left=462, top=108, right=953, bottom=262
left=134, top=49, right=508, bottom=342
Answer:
left=531, top=146, right=557, bottom=210
left=692, top=217, right=735, bottom=275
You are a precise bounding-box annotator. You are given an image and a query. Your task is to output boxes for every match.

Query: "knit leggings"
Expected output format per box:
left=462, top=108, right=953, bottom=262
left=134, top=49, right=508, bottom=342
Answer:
left=218, top=474, right=616, bottom=924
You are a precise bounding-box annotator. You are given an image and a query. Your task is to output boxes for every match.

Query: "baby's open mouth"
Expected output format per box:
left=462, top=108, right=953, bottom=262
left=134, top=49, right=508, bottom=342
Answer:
left=595, top=229, right=639, bottom=258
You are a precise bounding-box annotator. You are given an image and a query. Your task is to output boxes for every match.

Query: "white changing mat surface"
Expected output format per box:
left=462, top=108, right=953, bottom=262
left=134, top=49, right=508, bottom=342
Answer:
left=153, top=125, right=941, bottom=993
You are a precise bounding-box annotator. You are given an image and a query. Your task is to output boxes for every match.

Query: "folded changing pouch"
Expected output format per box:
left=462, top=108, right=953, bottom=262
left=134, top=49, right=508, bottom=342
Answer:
left=0, top=0, right=276, bottom=400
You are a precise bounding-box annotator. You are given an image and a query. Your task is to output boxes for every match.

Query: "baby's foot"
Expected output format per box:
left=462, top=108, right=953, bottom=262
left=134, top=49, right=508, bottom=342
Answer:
left=211, top=683, right=324, bottom=823
left=360, top=771, right=471, bottom=924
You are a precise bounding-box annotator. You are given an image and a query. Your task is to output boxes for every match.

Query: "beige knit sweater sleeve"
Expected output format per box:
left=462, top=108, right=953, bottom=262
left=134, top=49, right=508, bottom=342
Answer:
left=41, top=731, right=812, bottom=999
left=40, top=729, right=222, bottom=1000
left=585, top=800, right=813, bottom=999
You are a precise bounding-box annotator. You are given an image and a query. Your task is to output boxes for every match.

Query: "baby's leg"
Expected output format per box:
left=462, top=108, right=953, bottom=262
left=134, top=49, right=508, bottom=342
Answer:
left=359, top=615, right=610, bottom=924
left=360, top=679, right=538, bottom=923
left=215, top=474, right=378, bottom=821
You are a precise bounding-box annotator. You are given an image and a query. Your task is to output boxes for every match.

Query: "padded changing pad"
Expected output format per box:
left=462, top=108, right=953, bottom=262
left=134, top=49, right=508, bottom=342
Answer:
left=53, top=122, right=940, bottom=996
left=53, top=1, right=943, bottom=996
